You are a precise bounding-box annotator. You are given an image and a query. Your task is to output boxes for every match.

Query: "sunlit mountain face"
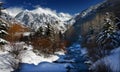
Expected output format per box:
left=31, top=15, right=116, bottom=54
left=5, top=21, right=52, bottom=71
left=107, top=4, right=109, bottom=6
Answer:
left=0, top=0, right=120, bottom=72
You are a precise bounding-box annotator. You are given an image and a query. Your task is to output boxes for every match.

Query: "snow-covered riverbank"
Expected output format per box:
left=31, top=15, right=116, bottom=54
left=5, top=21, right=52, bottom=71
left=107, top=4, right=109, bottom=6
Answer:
left=0, top=42, right=88, bottom=72
left=0, top=51, right=19, bottom=72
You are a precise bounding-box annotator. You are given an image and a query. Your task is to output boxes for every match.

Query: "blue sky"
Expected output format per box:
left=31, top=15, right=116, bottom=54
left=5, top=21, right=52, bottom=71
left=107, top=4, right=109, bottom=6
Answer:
left=3, top=0, right=104, bottom=15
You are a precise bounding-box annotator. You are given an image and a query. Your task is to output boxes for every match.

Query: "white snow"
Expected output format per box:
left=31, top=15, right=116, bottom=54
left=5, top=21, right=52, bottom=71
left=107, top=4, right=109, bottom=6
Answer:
left=0, top=30, right=8, bottom=35
left=31, top=7, right=58, bottom=18
left=2, top=7, right=24, bottom=17
left=90, top=47, right=120, bottom=72
left=18, top=50, right=59, bottom=65
left=111, top=47, right=120, bottom=54
left=58, top=12, right=72, bottom=21
left=23, top=45, right=33, bottom=50
left=81, top=48, right=87, bottom=56
left=0, top=38, right=8, bottom=44
left=3, top=42, right=59, bottom=65
left=80, top=1, right=105, bottom=18
left=14, top=7, right=73, bottom=32
left=0, top=52, right=19, bottom=72
left=84, top=60, right=93, bottom=65
left=0, top=50, right=9, bottom=55
left=55, top=51, right=65, bottom=55
left=22, top=32, right=31, bottom=36
left=0, top=42, right=65, bottom=72
left=2, top=42, right=63, bottom=65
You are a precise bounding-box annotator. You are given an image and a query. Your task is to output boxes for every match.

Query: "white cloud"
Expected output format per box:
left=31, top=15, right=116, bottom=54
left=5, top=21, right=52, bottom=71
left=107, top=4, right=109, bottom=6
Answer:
left=4, top=7, right=24, bottom=17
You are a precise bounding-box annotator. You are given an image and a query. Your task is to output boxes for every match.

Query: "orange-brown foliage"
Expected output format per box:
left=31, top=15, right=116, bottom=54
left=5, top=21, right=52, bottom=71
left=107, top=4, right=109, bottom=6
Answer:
left=31, top=37, right=67, bottom=54
left=5, top=24, right=29, bottom=42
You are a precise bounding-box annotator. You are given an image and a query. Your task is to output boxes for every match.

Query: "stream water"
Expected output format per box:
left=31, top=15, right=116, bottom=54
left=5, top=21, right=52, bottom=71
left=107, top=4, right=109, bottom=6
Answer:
left=14, top=43, right=89, bottom=72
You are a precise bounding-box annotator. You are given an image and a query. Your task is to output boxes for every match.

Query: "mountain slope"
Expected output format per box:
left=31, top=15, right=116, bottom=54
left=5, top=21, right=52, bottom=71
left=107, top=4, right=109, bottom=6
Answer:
left=65, top=0, right=120, bottom=43
left=64, top=0, right=120, bottom=70
left=15, top=8, right=73, bottom=33
left=65, top=1, right=104, bottom=42
left=63, top=0, right=120, bottom=72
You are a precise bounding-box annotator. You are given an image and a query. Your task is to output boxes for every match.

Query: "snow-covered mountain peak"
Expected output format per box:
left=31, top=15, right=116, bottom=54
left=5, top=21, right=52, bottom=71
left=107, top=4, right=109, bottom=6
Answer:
left=14, top=7, right=73, bottom=32
left=0, top=6, right=74, bottom=33
left=58, top=12, right=72, bottom=21
left=30, top=7, right=72, bottom=21
left=79, top=1, right=105, bottom=18
left=31, top=7, right=58, bottom=18
left=15, top=10, right=33, bottom=18
left=15, top=7, right=73, bottom=22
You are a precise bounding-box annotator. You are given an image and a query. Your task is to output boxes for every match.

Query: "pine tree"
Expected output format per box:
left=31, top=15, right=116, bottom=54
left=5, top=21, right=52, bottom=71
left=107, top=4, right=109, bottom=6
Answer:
left=0, top=20, right=8, bottom=45
left=35, top=26, right=44, bottom=37
left=0, top=2, right=8, bottom=45
left=96, top=12, right=120, bottom=57
left=46, top=23, right=55, bottom=38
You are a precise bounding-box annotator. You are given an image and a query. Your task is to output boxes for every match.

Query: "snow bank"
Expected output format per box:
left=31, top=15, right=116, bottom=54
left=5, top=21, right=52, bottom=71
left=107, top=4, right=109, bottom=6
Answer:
left=0, top=42, right=64, bottom=72
left=3, top=42, right=33, bottom=52
left=90, top=47, right=120, bottom=72
left=18, top=50, right=60, bottom=65
left=2, top=42, right=64, bottom=65
left=0, top=51, right=9, bottom=55
left=55, top=51, right=65, bottom=55
left=0, top=52, right=19, bottom=72
left=111, top=47, right=120, bottom=54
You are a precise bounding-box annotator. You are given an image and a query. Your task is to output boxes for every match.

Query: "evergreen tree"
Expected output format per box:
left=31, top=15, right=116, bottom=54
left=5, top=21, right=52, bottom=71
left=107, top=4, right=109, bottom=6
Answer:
left=35, top=26, right=44, bottom=37
left=0, top=20, right=8, bottom=45
left=0, top=2, right=8, bottom=45
left=46, top=23, right=55, bottom=38
left=96, top=12, right=120, bottom=57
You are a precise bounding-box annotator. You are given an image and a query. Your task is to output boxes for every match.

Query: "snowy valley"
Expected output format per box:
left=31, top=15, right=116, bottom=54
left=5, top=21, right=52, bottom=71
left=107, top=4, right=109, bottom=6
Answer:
left=0, top=0, right=120, bottom=72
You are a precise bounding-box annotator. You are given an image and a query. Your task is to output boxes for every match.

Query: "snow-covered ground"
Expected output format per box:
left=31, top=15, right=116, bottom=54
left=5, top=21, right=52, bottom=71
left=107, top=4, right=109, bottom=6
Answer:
left=0, top=42, right=66, bottom=72
left=0, top=52, right=19, bottom=72
left=90, top=47, right=120, bottom=72
left=0, top=42, right=88, bottom=72
left=3, top=42, right=63, bottom=65
left=14, top=43, right=88, bottom=72
left=18, top=50, right=60, bottom=65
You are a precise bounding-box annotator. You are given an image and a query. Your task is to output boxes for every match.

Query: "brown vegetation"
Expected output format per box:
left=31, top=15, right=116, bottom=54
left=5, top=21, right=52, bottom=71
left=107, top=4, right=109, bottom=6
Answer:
left=5, top=24, right=29, bottom=42
left=31, top=36, right=68, bottom=54
left=4, top=23, right=68, bottom=54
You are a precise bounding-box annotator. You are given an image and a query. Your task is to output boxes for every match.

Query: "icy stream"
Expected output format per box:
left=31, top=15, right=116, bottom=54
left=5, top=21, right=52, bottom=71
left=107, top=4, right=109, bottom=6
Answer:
left=14, top=43, right=88, bottom=72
